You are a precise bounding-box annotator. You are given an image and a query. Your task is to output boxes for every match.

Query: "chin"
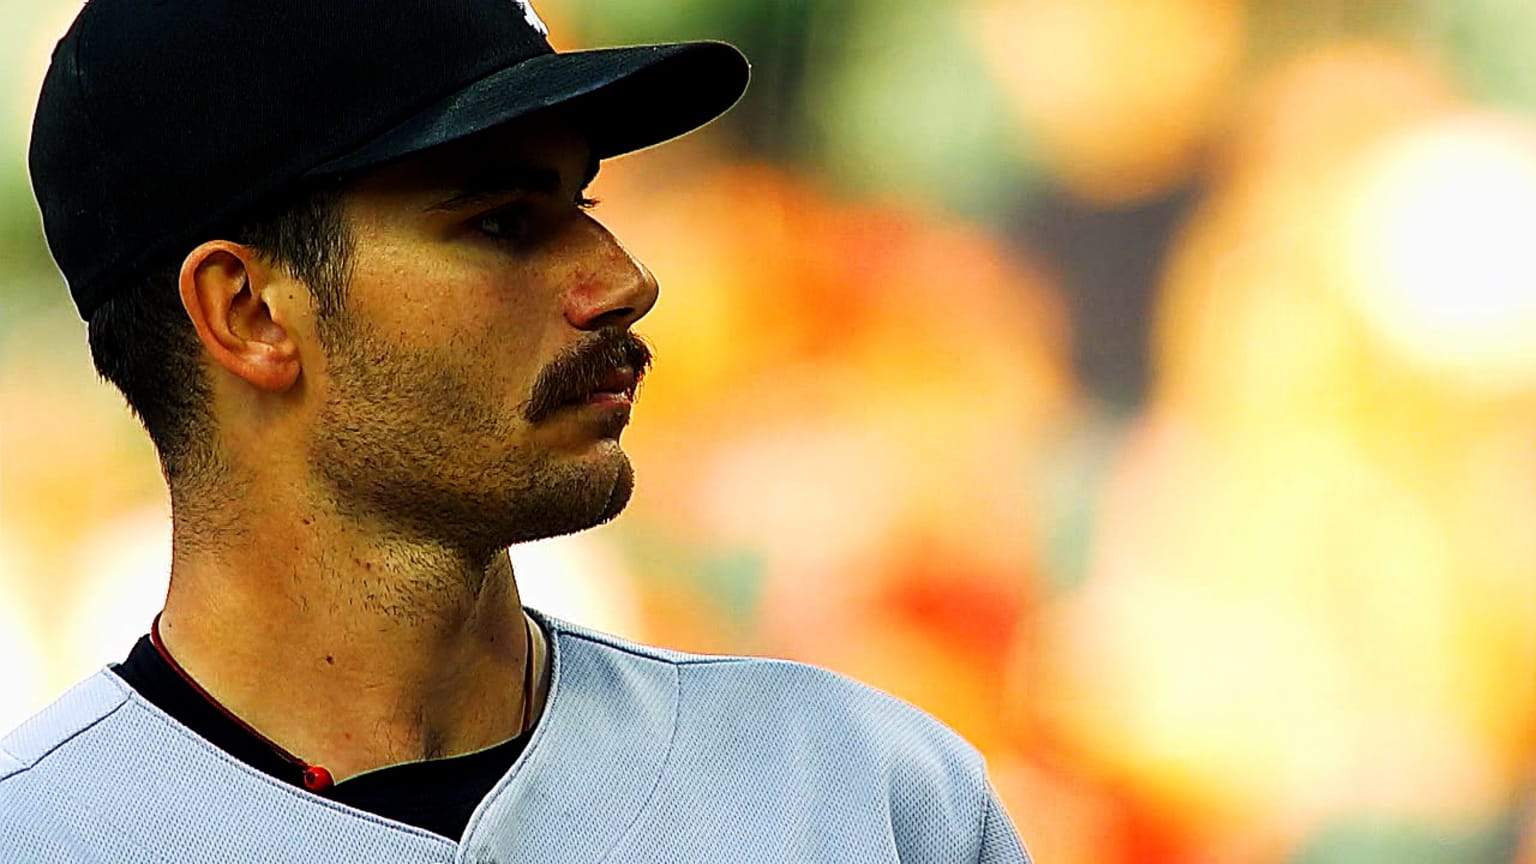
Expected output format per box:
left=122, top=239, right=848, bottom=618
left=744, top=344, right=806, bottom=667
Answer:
left=601, top=457, right=636, bottom=518
left=498, top=451, right=636, bottom=546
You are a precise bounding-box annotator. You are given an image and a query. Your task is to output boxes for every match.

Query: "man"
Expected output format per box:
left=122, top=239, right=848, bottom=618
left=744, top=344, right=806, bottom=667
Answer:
left=4, top=1, right=1030, bottom=861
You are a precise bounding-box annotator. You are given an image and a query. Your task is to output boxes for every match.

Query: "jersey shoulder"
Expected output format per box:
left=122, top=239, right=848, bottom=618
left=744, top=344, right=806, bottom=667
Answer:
left=536, top=610, right=1004, bottom=861
left=539, top=608, right=985, bottom=779
left=0, top=672, right=134, bottom=862
left=0, top=670, right=130, bottom=783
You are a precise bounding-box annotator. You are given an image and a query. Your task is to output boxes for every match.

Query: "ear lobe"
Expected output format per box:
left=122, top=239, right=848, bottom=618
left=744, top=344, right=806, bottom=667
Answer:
left=179, top=241, right=302, bottom=393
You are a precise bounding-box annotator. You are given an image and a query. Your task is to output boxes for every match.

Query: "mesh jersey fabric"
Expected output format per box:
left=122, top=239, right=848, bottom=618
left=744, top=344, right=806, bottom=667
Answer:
left=0, top=608, right=1031, bottom=863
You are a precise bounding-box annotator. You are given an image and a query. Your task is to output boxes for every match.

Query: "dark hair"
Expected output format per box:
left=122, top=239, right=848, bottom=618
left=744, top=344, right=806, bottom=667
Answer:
left=86, top=186, right=353, bottom=485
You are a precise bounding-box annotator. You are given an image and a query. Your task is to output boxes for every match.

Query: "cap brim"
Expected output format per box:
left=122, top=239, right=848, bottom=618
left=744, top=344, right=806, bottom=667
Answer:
left=309, top=41, right=748, bottom=176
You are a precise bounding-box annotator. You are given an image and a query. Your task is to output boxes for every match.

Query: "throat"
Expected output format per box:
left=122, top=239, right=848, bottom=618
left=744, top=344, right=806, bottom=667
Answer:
left=155, top=547, right=540, bottom=783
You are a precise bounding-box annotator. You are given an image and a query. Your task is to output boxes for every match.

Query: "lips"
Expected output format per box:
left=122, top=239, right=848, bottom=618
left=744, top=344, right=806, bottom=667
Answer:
left=566, top=366, right=638, bottom=407
left=523, top=330, right=654, bottom=424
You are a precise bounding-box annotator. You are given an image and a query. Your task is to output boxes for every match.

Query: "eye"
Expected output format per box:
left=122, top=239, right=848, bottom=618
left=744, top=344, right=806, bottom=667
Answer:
left=474, top=204, right=535, bottom=245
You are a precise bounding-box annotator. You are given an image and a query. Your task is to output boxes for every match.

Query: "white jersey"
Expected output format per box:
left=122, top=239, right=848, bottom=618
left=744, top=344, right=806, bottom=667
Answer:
left=1, top=609, right=1030, bottom=863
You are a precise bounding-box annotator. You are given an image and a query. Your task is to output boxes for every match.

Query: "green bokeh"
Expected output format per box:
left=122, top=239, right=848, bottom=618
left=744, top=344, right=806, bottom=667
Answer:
left=1290, top=810, right=1524, bottom=864
left=1419, top=0, right=1536, bottom=117
left=808, top=0, right=1033, bottom=222
left=565, top=0, right=1036, bottom=221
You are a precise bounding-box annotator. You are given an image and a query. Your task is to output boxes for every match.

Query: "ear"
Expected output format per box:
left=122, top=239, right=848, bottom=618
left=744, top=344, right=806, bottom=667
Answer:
left=178, top=241, right=302, bottom=393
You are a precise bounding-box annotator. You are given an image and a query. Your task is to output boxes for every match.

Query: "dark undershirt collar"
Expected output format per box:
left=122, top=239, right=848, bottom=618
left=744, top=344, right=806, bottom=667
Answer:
left=112, top=635, right=527, bottom=841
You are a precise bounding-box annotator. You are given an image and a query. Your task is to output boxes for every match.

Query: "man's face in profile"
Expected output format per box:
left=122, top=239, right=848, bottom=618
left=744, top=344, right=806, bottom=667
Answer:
left=302, top=117, right=658, bottom=550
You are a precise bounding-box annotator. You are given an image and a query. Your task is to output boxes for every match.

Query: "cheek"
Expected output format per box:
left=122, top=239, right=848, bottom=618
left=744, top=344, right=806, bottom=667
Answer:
left=345, top=239, right=560, bottom=396
left=352, top=261, right=523, bottom=343
left=456, top=282, right=556, bottom=387
left=430, top=295, right=558, bottom=416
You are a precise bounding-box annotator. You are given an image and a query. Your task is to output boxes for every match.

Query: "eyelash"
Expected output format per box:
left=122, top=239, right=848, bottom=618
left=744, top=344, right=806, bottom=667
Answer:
left=474, top=195, right=598, bottom=242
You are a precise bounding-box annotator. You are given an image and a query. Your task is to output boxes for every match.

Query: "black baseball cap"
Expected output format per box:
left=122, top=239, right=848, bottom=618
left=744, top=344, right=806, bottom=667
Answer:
left=29, top=0, right=749, bottom=321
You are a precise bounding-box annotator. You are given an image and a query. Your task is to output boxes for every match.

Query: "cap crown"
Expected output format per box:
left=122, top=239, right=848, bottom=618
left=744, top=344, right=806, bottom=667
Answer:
left=30, top=0, right=553, bottom=318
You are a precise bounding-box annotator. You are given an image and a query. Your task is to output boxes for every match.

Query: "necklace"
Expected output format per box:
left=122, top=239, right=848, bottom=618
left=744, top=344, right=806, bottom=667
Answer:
left=149, top=611, right=539, bottom=793
left=517, top=611, right=537, bottom=734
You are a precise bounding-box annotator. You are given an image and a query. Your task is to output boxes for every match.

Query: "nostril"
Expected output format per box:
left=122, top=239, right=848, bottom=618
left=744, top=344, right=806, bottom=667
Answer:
left=585, top=306, right=636, bottom=331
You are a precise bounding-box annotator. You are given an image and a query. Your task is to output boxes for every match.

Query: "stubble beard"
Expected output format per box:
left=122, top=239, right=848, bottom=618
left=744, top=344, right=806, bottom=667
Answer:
left=307, top=314, right=636, bottom=559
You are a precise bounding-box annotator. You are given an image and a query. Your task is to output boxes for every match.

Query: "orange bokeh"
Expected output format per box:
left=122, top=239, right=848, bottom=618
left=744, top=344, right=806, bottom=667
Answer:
left=973, top=0, right=1244, bottom=204
left=1041, top=41, right=1536, bottom=854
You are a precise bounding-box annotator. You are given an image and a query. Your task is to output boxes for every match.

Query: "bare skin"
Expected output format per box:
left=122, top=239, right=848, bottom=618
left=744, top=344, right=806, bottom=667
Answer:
left=155, top=117, right=658, bottom=782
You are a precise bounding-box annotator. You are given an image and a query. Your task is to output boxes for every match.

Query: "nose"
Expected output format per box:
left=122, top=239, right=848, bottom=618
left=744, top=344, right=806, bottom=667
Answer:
left=562, top=215, right=659, bottom=331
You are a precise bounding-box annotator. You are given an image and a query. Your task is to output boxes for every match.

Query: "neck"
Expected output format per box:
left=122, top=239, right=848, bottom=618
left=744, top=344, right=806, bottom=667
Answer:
left=158, top=487, right=544, bottom=783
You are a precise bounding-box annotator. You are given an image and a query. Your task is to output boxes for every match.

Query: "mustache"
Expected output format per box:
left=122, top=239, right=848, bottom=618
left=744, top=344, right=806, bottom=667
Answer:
left=522, top=328, right=653, bottom=423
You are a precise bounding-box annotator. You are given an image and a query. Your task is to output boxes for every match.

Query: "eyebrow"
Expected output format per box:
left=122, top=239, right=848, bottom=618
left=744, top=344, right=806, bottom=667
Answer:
left=423, top=156, right=601, bottom=213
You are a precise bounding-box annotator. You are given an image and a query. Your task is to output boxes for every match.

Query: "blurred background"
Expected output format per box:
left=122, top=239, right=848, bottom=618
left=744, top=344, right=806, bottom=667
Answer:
left=5, top=0, right=1536, bottom=860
